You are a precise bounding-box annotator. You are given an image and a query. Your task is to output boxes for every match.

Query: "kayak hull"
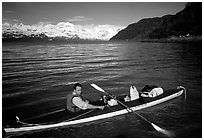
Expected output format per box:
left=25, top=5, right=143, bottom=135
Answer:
left=4, top=88, right=184, bottom=137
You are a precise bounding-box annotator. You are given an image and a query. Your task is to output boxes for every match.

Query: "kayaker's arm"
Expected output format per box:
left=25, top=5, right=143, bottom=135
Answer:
left=86, top=103, right=104, bottom=110
left=72, top=97, right=104, bottom=110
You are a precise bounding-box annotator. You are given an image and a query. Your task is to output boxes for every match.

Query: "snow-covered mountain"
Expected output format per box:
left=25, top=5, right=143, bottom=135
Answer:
left=2, top=22, right=124, bottom=41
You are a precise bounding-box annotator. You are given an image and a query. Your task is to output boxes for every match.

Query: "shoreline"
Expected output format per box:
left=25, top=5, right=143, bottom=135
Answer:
left=140, top=35, right=202, bottom=43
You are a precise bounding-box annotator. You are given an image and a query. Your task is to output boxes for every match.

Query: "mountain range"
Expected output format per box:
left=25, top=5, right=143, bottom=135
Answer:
left=110, top=2, right=202, bottom=42
left=2, top=3, right=201, bottom=43
left=2, top=22, right=124, bottom=42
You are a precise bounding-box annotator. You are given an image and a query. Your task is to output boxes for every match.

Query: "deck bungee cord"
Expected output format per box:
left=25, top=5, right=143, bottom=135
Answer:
left=23, top=109, right=66, bottom=122
left=15, top=109, right=97, bottom=127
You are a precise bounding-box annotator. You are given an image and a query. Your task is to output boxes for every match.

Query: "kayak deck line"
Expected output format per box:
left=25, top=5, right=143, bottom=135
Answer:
left=4, top=87, right=184, bottom=136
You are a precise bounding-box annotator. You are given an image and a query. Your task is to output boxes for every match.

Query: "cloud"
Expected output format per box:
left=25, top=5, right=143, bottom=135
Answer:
left=72, top=16, right=86, bottom=19
left=66, top=16, right=93, bottom=23
left=35, top=21, right=53, bottom=26
left=3, top=10, right=14, bottom=14
left=33, top=17, right=56, bottom=26
left=2, top=18, right=21, bottom=24
left=12, top=19, right=20, bottom=22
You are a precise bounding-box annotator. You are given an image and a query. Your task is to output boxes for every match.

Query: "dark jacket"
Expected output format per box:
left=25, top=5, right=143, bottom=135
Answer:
left=66, top=93, right=81, bottom=112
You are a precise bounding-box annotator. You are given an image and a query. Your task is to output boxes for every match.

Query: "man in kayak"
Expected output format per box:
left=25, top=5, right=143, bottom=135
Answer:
left=66, top=83, right=105, bottom=112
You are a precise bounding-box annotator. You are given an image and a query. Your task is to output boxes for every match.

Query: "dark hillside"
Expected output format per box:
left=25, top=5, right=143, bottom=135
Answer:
left=149, top=2, right=202, bottom=38
left=110, top=2, right=202, bottom=41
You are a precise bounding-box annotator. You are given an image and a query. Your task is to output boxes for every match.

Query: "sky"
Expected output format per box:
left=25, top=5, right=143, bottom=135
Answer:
left=2, top=2, right=187, bottom=27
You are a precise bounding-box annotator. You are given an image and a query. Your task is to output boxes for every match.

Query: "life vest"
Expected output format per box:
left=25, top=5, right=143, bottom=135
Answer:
left=66, top=93, right=81, bottom=112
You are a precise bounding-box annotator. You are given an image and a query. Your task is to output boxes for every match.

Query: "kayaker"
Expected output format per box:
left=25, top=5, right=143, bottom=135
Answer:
left=66, top=83, right=105, bottom=112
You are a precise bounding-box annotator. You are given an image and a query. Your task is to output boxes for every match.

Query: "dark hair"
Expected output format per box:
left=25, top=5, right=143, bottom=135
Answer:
left=73, top=83, right=82, bottom=90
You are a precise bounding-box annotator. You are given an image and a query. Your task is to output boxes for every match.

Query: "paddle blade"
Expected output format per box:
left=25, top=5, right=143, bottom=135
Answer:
left=151, top=123, right=175, bottom=137
left=16, top=116, right=20, bottom=122
left=91, top=84, right=105, bottom=93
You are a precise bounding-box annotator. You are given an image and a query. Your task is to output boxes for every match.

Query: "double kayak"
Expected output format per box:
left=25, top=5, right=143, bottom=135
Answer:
left=4, top=86, right=186, bottom=137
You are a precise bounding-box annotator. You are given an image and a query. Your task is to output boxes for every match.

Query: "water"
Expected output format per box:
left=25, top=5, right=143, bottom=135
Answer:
left=2, top=41, right=202, bottom=137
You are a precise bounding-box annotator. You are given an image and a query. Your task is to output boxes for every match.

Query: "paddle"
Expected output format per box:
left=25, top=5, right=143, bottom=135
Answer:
left=91, top=83, right=174, bottom=137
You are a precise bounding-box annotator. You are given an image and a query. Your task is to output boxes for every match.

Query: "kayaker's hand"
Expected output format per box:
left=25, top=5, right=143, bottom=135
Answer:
left=105, top=104, right=110, bottom=108
left=99, top=106, right=105, bottom=110
left=85, top=100, right=89, bottom=104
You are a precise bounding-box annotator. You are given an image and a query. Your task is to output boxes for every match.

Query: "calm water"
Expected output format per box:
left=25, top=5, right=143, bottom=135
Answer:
left=2, top=41, right=202, bottom=137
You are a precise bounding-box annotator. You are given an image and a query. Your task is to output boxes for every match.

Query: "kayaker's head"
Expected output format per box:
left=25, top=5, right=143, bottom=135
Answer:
left=73, top=83, right=82, bottom=95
